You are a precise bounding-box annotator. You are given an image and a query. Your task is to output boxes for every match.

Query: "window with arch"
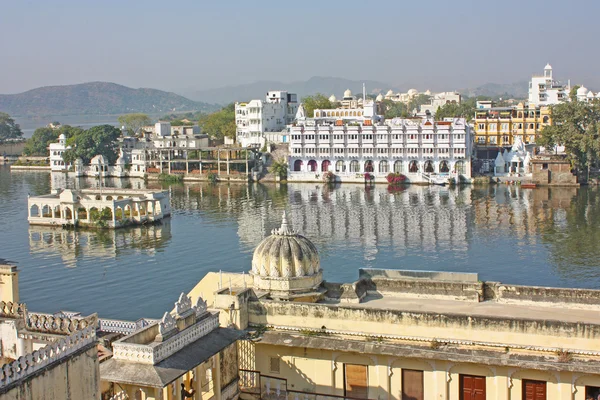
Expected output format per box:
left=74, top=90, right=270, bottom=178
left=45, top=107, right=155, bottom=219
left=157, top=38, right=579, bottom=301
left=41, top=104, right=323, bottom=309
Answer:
left=307, top=160, right=317, bottom=172
left=409, top=160, right=419, bottom=173
left=364, top=160, right=374, bottom=172
left=454, top=160, right=466, bottom=174
left=394, top=160, right=403, bottom=173
left=349, top=160, right=360, bottom=172
left=336, top=160, right=345, bottom=172
left=424, top=160, right=434, bottom=173
left=379, top=160, right=389, bottom=173
left=293, top=160, right=303, bottom=171
left=439, top=160, right=449, bottom=173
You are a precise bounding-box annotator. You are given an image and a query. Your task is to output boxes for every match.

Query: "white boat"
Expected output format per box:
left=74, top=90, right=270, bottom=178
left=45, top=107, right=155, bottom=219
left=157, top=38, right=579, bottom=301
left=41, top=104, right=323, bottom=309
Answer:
left=422, top=173, right=448, bottom=186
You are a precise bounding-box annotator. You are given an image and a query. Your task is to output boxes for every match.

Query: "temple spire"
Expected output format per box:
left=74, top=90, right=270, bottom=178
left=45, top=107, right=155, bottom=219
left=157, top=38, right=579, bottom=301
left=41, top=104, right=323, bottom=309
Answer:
left=272, top=210, right=295, bottom=235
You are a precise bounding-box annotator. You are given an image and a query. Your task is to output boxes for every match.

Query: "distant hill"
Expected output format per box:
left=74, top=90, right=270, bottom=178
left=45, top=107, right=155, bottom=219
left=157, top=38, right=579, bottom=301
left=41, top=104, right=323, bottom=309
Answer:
left=182, top=76, right=401, bottom=104
left=462, top=81, right=529, bottom=99
left=0, top=82, right=219, bottom=117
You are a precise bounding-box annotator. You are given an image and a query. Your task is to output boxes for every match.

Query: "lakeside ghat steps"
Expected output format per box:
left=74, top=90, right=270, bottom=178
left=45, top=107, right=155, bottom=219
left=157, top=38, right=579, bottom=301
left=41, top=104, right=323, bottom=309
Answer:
left=27, top=188, right=170, bottom=229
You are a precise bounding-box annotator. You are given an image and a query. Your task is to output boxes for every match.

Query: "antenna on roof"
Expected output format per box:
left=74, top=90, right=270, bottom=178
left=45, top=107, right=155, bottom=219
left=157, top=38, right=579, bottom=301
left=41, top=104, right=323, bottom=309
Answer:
left=363, top=83, right=366, bottom=102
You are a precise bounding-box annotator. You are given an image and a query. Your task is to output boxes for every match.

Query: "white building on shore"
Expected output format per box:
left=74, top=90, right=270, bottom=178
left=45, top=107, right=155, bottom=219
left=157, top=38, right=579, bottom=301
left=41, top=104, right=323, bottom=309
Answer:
left=235, top=91, right=299, bottom=147
left=288, top=116, right=472, bottom=184
left=528, top=64, right=569, bottom=106
left=49, top=134, right=70, bottom=172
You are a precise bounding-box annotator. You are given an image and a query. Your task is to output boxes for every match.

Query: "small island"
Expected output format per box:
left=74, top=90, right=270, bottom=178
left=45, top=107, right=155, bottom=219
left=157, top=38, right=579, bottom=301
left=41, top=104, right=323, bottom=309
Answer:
left=27, top=188, right=170, bottom=229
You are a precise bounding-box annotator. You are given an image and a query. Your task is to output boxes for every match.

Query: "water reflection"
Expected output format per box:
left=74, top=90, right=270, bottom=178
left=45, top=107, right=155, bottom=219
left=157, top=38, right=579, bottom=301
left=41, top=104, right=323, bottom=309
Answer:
left=28, top=221, right=172, bottom=268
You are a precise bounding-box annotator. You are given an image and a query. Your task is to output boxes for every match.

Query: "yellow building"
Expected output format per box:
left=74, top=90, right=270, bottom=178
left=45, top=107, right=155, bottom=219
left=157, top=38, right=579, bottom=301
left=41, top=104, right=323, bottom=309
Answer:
left=100, top=292, right=243, bottom=400
left=0, top=265, right=100, bottom=400
left=474, top=102, right=552, bottom=148
left=188, top=213, right=600, bottom=400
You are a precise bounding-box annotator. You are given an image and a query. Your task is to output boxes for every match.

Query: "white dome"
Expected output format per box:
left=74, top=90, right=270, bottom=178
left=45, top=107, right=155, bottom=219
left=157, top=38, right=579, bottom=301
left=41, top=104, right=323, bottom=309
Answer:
left=386, top=90, right=394, bottom=96
left=329, top=95, right=337, bottom=102
left=58, top=133, right=66, bottom=140
left=587, top=91, right=595, bottom=98
left=376, top=94, right=384, bottom=101
left=408, top=89, right=418, bottom=96
left=250, top=212, right=322, bottom=297
left=343, top=89, right=352, bottom=98
left=577, top=86, right=589, bottom=96
left=544, top=63, right=552, bottom=70
left=424, top=90, right=432, bottom=95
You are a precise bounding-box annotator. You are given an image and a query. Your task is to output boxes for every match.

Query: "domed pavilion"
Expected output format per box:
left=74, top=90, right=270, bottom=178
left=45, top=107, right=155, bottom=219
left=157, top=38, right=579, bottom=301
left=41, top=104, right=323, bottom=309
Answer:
left=250, top=212, right=323, bottom=300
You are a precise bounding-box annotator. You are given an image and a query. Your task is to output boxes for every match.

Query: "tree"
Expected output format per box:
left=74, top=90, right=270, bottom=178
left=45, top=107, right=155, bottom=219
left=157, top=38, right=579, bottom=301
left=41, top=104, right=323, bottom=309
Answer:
left=381, top=100, right=408, bottom=118
left=23, top=127, right=57, bottom=156
left=407, top=94, right=432, bottom=113
left=569, top=85, right=581, bottom=101
left=198, top=104, right=235, bottom=139
left=302, top=94, right=335, bottom=118
left=435, top=97, right=479, bottom=122
left=0, top=112, right=23, bottom=143
left=117, top=113, right=151, bottom=136
left=269, top=159, right=288, bottom=179
left=63, top=125, right=122, bottom=165
left=24, top=124, right=84, bottom=156
left=538, top=100, right=600, bottom=181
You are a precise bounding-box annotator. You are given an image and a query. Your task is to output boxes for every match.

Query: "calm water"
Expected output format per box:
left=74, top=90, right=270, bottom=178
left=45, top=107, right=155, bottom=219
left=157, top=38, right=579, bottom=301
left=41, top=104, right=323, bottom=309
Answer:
left=2, top=165, right=600, bottom=320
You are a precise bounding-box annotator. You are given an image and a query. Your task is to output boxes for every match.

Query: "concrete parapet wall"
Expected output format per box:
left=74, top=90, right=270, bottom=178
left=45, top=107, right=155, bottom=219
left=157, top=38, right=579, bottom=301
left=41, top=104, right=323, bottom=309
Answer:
left=486, top=282, right=600, bottom=310
left=357, top=269, right=481, bottom=302
left=248, top=300, right=600, bottom=351
left=361, top=278, right=483, bottom=302
left=359, top=268, right=478, bottom=282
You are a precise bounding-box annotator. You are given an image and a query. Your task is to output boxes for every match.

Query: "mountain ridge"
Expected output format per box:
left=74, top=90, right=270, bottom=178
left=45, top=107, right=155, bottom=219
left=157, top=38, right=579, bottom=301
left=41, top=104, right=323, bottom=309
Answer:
left=181, top=76, right=529, bottom=104
left=0, top=82, right=218, bottom=117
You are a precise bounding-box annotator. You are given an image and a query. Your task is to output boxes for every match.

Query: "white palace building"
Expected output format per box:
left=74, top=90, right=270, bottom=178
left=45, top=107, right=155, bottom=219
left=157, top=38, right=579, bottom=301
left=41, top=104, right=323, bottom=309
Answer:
left=288, top=114, right=473, bottom=184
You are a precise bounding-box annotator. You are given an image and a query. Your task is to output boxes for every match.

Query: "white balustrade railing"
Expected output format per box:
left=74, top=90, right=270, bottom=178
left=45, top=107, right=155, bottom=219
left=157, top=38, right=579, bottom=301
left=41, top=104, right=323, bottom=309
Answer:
left=113, top=312, right=219, bottom=365
left=0, top=325, right=96, bottom=389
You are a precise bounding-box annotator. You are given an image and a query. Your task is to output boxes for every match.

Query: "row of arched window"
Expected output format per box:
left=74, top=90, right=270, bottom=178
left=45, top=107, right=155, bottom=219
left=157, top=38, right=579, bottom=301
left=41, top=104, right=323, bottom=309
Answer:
left=293, top=159, right=465, bottom=174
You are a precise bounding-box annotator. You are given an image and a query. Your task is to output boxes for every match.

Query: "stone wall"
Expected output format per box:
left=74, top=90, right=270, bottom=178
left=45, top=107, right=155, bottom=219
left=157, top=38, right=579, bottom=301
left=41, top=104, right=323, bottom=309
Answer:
left=0, top=344, right=99, bottom=400
left=357, top=268, right=482, bottom=302
left=248, top=299, right=600, bottom=351
left=532, top=159, right=578, bottom=186
left=0, top=142, right=26, bottom=156
left=484, top=282, right=600, bottom=310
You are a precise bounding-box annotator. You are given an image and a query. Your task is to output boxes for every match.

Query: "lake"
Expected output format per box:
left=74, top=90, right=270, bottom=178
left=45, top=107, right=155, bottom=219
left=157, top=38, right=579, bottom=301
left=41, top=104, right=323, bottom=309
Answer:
left=2, top=165, right=599, bottom=320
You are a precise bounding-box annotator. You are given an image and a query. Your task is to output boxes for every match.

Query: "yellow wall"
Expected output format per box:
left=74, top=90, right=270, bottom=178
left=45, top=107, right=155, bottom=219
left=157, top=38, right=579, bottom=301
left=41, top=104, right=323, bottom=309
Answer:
left=250, top=342, right=600, bottom=400
left=0, top=345, right=99, bottom=400
left=0, top=265, right=19, bottom=304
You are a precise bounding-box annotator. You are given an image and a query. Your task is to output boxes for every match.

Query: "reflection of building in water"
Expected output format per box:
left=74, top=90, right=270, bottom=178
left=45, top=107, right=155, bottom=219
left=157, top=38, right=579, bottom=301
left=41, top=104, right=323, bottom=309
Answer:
left=228, top=184, right=473, bottom=261
left=472, top=186, right=576, bottom=243
left=286, top=184, right=472, bottom=259
left=50, top=173, right=146, bottom=191
left=28, top=221, right=172, bottom=267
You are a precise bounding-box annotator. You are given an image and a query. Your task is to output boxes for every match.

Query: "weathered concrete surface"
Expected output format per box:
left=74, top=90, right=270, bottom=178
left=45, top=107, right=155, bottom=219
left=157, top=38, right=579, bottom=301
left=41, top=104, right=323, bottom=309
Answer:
left=485, top=282, right=600, bottom=309
left=360, top=268, right=478, bottom=282
left=248, top=294, right=600, bottom=351
left=257, top=330, right=600, bottom=375
left=0, top=344, right=99, bottom=400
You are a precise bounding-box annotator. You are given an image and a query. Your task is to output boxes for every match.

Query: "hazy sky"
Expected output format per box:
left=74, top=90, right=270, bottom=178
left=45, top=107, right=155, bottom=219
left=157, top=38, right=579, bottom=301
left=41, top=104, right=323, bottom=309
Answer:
left=1, top=0, right=598, bottom=94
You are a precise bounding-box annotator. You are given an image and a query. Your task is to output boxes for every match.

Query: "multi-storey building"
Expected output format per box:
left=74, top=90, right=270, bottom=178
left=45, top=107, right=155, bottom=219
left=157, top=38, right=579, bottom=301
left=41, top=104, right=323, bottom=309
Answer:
left=528, top=64, right=569, bottom=106
left=48, top=133, right=70, bottom=172
left=289, top=116, right=472, bottom=183
left=473, top=102, right=551, bottom=157
left=235, top=91, right=299, bottom=147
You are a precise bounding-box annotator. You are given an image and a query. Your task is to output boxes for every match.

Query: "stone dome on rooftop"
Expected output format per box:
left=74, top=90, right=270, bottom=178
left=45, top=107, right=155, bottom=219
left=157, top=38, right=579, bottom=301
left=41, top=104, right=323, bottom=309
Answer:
left=251, top=212, right=322, bottom=296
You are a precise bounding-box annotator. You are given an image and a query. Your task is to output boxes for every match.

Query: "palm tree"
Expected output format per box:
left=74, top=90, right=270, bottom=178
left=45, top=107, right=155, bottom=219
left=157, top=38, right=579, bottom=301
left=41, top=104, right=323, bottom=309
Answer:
left=270, top=159, right=288, bottom=180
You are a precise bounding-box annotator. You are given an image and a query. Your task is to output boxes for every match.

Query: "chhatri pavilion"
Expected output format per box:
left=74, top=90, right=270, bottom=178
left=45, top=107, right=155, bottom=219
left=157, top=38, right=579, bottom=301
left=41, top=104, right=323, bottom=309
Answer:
left=27, top=188, right=170, bottom=229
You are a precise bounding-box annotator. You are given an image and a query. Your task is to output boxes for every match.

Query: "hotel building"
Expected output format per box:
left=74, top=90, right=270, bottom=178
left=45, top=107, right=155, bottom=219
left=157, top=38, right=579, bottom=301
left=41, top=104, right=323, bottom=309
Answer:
left=473, top=102, right=551, bottom=158
left=528, top=64, right=568, bottom=107
left=235, top=91, right=299, bottom=147
left=288, top=113, right=473, bottom=183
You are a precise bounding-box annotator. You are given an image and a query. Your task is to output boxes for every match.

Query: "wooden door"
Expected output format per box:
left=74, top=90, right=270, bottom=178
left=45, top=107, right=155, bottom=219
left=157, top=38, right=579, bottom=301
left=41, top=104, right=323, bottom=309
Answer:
left=523, top=379, right=546, bottom=400
left=401, top=369, right=424, bottom=400
left=460, top=374, right=486, bottom=400
left=344, top=364, right=368, bottom=399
